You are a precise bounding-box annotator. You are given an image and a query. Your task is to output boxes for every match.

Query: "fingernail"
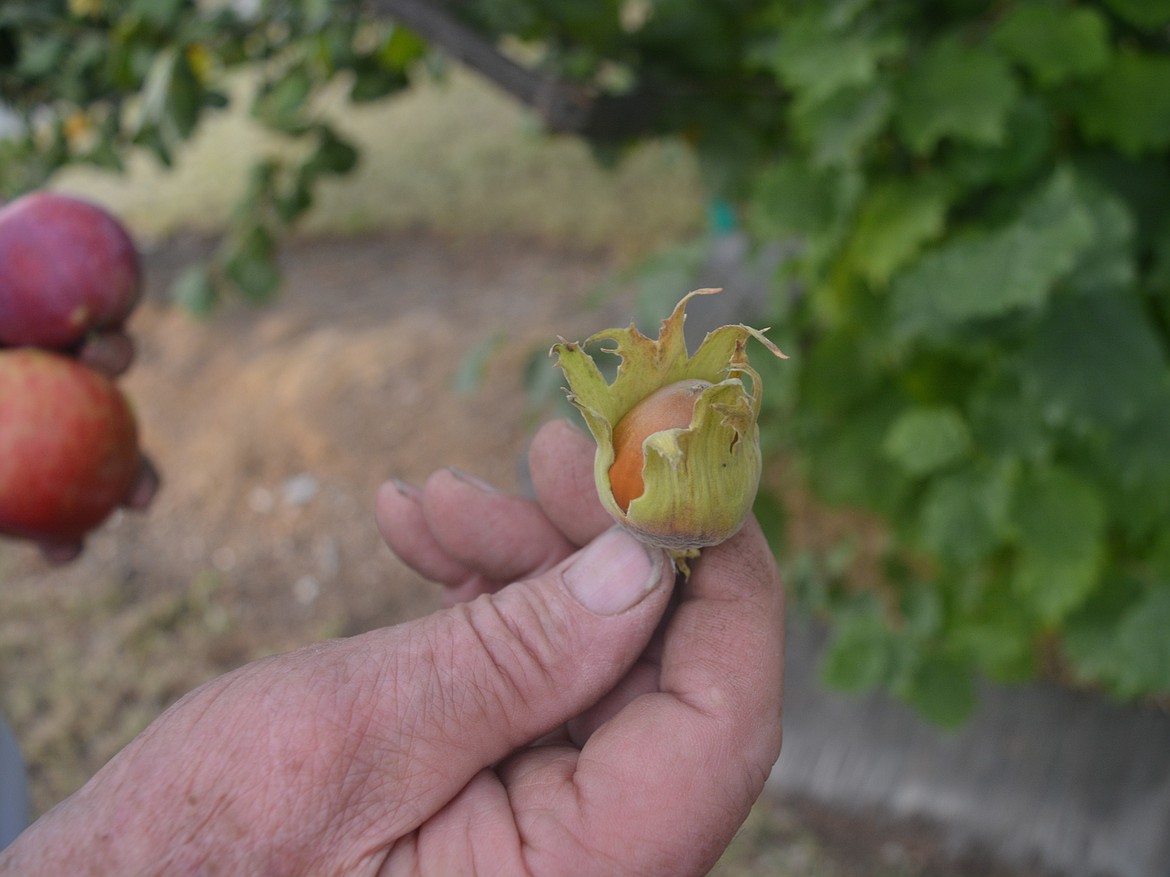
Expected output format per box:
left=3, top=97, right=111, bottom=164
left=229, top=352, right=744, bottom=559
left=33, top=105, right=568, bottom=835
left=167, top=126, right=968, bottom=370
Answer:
left=391, top=478, right=419, bottom=500
left=448, top=467, right=499, bottom=493
left=563, top=527, right=664, bottom=615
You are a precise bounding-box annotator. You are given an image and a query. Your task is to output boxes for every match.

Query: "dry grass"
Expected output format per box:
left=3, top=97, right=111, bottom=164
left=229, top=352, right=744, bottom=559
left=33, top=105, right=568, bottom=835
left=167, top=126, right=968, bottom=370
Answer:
left=53, top=68, right=705, bottom=261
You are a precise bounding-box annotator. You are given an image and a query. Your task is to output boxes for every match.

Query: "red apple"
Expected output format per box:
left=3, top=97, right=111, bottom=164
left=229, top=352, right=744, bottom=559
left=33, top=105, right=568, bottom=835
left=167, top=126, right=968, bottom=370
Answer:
left=0, top=192, right=142, bottom=349
left=0, top=348, right=140, bottom=541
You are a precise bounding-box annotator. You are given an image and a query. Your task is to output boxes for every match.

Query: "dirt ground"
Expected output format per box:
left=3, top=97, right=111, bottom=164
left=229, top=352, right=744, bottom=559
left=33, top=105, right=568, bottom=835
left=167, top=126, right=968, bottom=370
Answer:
left=0, top=230, right=1050, bottom=876
left=0, top=228, right=623, bottom=804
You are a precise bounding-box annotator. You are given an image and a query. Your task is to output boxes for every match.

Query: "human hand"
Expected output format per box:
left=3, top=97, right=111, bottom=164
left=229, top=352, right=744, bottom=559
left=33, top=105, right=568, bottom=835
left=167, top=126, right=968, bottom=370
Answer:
left=373, top=419, right=786, bottom=874
left=21, top=329, right=159, bottom=565
left=0, top=419, right=783, bottom=876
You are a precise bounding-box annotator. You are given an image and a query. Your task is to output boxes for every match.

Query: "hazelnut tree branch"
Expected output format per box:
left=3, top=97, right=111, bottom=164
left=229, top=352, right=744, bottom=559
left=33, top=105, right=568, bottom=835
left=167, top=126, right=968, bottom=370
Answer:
left=365, top=0, right=665, bottom=142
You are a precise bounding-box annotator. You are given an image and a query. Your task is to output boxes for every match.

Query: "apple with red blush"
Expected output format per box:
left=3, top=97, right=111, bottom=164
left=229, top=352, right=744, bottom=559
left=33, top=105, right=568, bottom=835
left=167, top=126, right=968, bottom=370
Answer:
left=0, top=348, right=141, bottom=544
left=0, top=191, right=142, bottom=350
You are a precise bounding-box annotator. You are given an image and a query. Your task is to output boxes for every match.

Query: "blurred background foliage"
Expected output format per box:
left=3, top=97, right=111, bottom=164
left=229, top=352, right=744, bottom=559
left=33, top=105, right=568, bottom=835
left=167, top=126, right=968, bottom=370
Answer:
left=2, top=0, right=1169, bottom=725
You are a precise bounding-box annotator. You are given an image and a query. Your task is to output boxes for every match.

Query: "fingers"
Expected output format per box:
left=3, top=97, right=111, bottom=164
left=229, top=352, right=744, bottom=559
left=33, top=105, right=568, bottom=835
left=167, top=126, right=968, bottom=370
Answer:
left=378, top=418, right=612, bottom=597
left=375, top=478, right=475, bottom=586
left=421, top=469, right=577, bottom=579
left=376, top=467, right=577, bottom=599
left=377, top=417, right=614, bottom=596
left=528, top=419, right=613, bottom=546
left=504, top=516, right=785, bottom=876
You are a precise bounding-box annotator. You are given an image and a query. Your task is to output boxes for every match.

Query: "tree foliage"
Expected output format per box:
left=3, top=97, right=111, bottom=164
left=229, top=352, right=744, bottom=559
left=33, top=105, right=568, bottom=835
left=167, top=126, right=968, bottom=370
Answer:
left=4, top=0, right=1170, bottom=722
left=0, top=0, right=425, bottom=309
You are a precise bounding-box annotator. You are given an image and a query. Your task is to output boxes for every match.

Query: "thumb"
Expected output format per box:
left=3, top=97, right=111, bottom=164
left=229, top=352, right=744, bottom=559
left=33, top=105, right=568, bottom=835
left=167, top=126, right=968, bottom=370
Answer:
left=377, top=527, right=673, bottom=826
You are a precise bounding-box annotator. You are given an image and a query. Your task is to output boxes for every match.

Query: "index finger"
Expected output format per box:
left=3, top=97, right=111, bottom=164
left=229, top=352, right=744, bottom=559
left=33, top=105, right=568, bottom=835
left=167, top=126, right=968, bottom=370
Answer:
left=528, top=419, right=613, bottom=547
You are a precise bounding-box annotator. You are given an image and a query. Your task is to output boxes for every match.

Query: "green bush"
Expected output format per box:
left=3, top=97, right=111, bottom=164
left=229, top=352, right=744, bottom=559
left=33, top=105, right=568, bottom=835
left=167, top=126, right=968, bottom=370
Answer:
left=740, top=0, right=1170, bottom=723
left=4, top=0, right=1169, bottom=723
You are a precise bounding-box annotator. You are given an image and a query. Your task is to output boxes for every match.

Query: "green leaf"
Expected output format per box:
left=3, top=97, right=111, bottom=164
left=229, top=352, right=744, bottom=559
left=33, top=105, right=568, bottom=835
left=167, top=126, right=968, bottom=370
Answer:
left=253, top=64, right=314, bottom=133
left=1075, top=50, right=1170, bottom=157
left=1152, top=533, right=1170, bottom=584
left=226, top=251, right=281, bottom=301
left=169, top=263, right=217, bottom=316
left=900, top=652, right=976, bottom=728
left=1154, top=223, right=1170, bottom=314
left=883, top=406, right=972, bottom=477
left=297, top=0, right=334, bottom=30
left=132, top=0, right=185, bottom=28
left=891, top=168, right=1094, bottom=338
left=1063, top=574, right=1144, bottom=693
left=1023, top=292, right=1166, bottom=430
left=951, top=614, right=1036, bottom=681
left=224, top=225, right=281, bottom=301
left=821, top=599, right=895, bottom=694
left=791, top=83, right=891, bottom=169
left=452, top=332, right=506, bottom=393
left=624, top=239, right=709, bottom=332
left=349, top=54, right=409, bottom=103
left=276, top=166, right=314, bottom=224
left=1104, top=392, right=1170, bottom=540
left=165, top=48, right=205, bottom=139
left=749, top=158, right=860, bottom=278
left=1070, top=585, right=1170, bottom=698
left=17, top=34, right=67, bottom=78
left=305, top=125, right=358, bottom=176
left=1010, top=466, right=1106, bottom=623
left=945, top=97, right=1054, bottom=189
left=760, top=8, right=902, bottom=106
left=969, top=371, right=1052, bottom=462
left=1110, top=587, right=1170, bottom=696
left=894, top=35, right=1019, bottom=155
left=135, top=47, right=181, bottom=140
left=845, top=175, right=950, bottom=286
left=1101, top=0, right=1170, bottom=30
left=898, top=581, right=943, bottom=640
left=1080, top=154, right=1170, bottom=254
left=242, top=157, right=278, bottom=206
left=918, top=462, right=1015, bottom=563
left=132, top=124, right=174, bottom=167
left=378, top=25, right=428, bottom=69
left=993, top=2, right=1110, bottom=87
left=800, top=389, right=911, bottom=515
left=749, top=157, right=852, bottom=240
left=1061, top=168, right=1136, bottom=297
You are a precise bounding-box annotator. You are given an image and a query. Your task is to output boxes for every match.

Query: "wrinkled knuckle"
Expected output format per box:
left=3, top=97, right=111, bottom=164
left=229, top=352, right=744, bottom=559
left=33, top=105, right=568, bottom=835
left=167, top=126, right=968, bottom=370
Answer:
left=457, top=590, right=567, bottom=716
